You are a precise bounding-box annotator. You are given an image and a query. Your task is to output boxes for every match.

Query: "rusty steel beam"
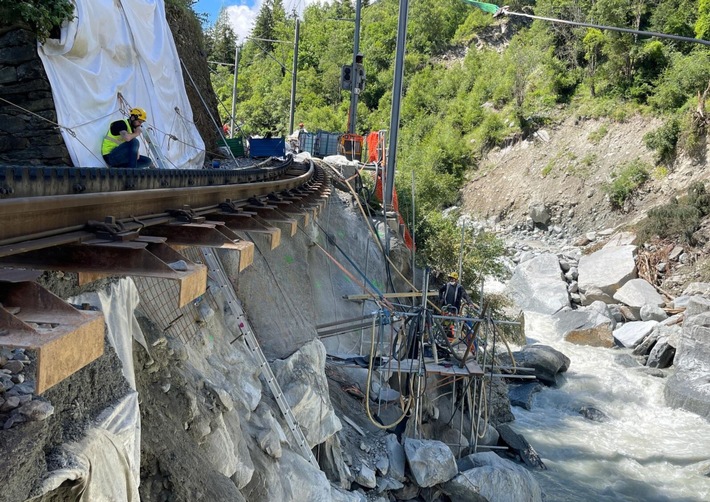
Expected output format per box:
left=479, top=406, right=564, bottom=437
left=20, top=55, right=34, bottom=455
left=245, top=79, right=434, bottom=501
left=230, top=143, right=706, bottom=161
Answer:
left=0, top=162, right=315, bottom=244
left=0, top=239, right=206, bottom=307
left=141, top=221, right=247, bottom=250
left=216, top=213, right=282, bottom=250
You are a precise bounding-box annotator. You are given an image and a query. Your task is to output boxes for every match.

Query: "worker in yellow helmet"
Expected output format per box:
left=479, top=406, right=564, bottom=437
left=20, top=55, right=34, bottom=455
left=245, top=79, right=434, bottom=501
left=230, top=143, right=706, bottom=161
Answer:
left=439, top=271, right=471, bottom=314
left=102, top=107, right=152, bottom=168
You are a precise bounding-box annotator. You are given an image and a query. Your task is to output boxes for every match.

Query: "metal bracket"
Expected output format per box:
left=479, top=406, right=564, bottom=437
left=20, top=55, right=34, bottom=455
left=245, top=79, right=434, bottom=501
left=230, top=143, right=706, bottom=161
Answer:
left=86, top=216, right=139, bottom=241
left=168, top=205, right=206, bottom=223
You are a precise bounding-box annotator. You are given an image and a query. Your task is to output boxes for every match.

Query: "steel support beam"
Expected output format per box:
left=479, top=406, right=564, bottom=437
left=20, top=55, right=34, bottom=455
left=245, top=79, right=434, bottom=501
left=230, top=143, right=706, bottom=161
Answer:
left=0, top=239, right=206, bottom=307
left=0, top=279, right=104, bottom=394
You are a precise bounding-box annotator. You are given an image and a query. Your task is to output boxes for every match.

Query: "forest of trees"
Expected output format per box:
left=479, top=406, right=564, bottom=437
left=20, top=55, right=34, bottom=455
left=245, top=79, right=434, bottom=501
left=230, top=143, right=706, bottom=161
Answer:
left=193, top=0, right=710, bottom=284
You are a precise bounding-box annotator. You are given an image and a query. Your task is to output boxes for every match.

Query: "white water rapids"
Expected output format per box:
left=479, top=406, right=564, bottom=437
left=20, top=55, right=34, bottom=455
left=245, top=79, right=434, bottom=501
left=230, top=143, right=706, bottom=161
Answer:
left=508, top=325, right=710, bottom=502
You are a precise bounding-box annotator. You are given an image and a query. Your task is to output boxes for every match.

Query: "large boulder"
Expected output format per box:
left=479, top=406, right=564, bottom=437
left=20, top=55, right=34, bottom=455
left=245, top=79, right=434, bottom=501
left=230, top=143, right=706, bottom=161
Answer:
left=603, top=231, right=638, bottom=248
left=272, top=339, right=342, bottom=447
left=528, top=202, right=550, bottom=226
left=384, top=434, right=406, bottom=482
left=552, top=303, right=616, bottom=346
left=443, top=452, right=543, bottom=502
left=646, top=336, right=675, bottom=368
left=613, top=279, right=665, bottom=310
left=242, top=448, right=331, bottom=501
left=664, top=298, right=710, bottom=420
left=509, top=382, right=544, bottom=410
left=403, top=438, right=458, bottom=488
left=507, top=253, right=570, bottom=315
left=498, top=344, right=570, bottom=386
left=612, top=321, right=658, bottom=348
left=578, top=245, right=637, bottom=297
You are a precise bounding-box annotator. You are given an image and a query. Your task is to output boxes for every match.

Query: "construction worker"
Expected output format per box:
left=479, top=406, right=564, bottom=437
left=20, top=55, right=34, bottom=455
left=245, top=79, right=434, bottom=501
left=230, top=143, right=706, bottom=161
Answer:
left=438, top=272, right=471, bottom=314
left=102, top=107, right=152, bottom=169
left=288, top=122, right=307, bottom=153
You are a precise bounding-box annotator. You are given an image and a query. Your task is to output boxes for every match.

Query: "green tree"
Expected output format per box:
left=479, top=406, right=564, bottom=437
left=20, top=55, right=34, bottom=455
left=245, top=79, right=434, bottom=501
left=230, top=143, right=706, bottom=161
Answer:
left=253, top=0, right=276, bottom=51
left=1, top=0, right=75, bottom=42
left=696, top=0, right=710, bottom=38
left=583, top=29, right=607, bottom=97
left=204, top=9, right=237, bottom=65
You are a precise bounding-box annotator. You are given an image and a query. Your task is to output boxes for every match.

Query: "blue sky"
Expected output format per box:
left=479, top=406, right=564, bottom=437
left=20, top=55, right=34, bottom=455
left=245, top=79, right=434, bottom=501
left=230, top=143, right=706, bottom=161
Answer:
left=193, top=0, right=315, bottom=42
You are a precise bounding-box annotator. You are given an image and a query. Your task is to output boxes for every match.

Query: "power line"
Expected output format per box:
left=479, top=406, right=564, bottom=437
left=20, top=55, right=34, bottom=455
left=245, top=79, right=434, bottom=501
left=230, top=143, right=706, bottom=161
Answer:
left=465, top=1, right=710, bottom=47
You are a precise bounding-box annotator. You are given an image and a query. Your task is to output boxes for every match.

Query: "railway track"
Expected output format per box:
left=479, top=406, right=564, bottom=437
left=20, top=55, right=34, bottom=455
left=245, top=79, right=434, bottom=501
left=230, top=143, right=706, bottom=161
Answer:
left=0, top=158, right=333, bottom=394
left=0, top=157, right=328, bottom=257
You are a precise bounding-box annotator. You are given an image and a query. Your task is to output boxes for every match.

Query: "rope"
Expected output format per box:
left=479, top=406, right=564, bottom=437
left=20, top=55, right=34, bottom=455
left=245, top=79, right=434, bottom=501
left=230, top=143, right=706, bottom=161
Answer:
left=312, top=218, right=391, bottom=305
left=0, top=96, right=106, bottom=165
left=313, top=240, right=388, bottom=309
left=317, top=158, right=441, bottom=313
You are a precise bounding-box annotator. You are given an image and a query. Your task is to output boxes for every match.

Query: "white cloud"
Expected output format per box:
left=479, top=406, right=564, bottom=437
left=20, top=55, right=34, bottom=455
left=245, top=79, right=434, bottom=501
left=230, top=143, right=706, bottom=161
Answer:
left=226, top=0, right=330, bottom=43
left=225, top=3, right=261, bottom=43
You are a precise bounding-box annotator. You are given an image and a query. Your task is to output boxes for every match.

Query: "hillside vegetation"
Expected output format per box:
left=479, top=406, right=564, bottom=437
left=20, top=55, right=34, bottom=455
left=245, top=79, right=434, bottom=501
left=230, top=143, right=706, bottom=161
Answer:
left=201, top=0, right=709, bottom=282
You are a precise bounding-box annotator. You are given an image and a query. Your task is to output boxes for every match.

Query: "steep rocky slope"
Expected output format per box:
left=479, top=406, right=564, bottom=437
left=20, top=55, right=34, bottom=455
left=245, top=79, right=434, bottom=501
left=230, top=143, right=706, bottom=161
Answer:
left=463, top=114, right=710, bottom=239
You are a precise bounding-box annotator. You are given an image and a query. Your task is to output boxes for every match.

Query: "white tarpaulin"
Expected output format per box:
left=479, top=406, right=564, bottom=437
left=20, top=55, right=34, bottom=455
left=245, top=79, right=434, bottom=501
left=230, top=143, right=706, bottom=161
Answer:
left=37, top=0, right=205, bottom=169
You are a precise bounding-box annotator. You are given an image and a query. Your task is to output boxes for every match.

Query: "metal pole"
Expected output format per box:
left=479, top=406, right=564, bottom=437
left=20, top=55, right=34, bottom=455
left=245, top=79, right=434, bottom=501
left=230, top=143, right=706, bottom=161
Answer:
left=384, top=0, right=409, bottom=211
left=230, top=45, right=240, bottom=139
left=348, top=0, right=362, bottom=134
left=458, top=377, right=465, bottom=458
left=289, top=19, right=300, bottom=135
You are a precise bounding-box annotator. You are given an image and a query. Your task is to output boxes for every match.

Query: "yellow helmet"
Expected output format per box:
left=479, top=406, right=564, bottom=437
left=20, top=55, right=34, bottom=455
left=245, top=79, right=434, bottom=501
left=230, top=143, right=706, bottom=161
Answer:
left=130, top=107, right=147, bottom=121
left=448, top=272, right=459, bottom=280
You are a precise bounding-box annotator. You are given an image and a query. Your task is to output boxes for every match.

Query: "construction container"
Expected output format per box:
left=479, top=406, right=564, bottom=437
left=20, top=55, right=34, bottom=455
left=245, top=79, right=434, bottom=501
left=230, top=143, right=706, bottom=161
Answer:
left=338, top=134, right=364, bottom=161
left=221, top=137, right=245, bottom=157
left=249, top=137, right=285, bottom=158
left=298, top=132, right=317, bottom=155
left=315, top=131, right=340, bottom=157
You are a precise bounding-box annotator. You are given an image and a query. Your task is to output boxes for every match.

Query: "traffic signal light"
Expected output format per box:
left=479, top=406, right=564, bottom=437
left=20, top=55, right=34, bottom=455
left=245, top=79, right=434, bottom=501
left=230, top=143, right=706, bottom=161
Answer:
left=341, top=65, right=352, bottom=90
left=356, top=63, right=366, bottom=91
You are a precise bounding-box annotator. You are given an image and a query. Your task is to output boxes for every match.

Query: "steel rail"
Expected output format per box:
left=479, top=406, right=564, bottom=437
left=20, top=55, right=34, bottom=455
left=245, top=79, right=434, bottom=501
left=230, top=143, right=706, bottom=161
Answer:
left=0, top=162, right=315, bottom=245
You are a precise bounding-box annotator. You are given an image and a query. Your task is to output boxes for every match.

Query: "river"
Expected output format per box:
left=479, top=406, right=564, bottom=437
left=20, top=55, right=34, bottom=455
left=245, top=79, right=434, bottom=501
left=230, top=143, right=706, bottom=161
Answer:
left=509, top=325, right=710, bottom=502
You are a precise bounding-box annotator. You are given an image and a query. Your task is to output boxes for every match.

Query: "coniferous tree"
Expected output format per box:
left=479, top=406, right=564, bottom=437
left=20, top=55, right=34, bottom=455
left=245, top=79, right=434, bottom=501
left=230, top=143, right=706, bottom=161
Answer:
left=253, top=0, right=275, bottom=51
left=204, top=8, right=237, bottom=65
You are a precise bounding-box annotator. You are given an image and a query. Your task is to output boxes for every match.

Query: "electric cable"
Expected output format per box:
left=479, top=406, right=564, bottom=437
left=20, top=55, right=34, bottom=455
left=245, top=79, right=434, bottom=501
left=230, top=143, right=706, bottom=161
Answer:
left=365, top=313, right=414, bottom=429
left=494, top=5, right=710, bottom=47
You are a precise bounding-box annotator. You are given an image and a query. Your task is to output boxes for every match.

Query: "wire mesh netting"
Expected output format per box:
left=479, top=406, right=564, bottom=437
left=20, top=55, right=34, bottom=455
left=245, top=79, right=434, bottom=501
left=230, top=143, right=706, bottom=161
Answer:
left=133, top=247, right=219, bottom=345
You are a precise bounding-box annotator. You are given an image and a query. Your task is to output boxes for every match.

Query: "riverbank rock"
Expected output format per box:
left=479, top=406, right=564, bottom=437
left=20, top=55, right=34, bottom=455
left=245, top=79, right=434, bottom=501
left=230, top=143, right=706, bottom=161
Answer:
left=612, top=320, right=658, bottom=348
left=613, top=279, right=665, bottom=315
left=665, top=297, right=710, bottom=420
left=578, top=245, right=637, bottom=301
left=496, top=424, right=547, bottom=470
left=498, top=344, right=570, bottom=386
left=403, top=438, right=457, bottom=487
left=509, top=383, right=543, bottom=410
left=506, top=253, right=570, bottom=315
left=272, top=339, right=342, bottom=447
left=443, top=451, right=543, bottom=502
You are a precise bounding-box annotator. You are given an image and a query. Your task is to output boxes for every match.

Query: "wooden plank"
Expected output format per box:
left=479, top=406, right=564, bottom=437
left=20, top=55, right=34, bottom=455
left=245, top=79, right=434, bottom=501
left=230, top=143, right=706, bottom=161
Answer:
left=177, top=264, right=207, bottom=308
left=345, top=291, right=438, bottom=301
left=389, top=358, right=484, bottom=377
left=0, top=281, right=105, bottom=394
left=36, top=313, right=104, bottom=393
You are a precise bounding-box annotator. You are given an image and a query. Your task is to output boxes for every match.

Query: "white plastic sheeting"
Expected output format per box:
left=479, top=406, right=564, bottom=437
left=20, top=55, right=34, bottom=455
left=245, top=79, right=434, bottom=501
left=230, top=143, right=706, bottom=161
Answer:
left=29, top=279, right=146, bottom=499
left=37, top=0, right=205, bottom=169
